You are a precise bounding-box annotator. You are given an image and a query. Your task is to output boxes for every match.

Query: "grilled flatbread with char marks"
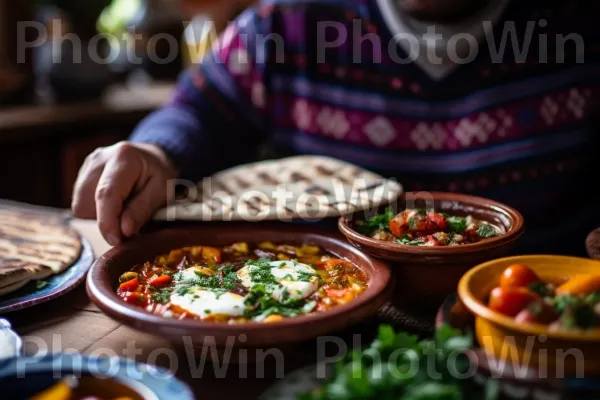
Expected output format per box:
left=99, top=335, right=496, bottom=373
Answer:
left=0, top=209, right=82, bottom=297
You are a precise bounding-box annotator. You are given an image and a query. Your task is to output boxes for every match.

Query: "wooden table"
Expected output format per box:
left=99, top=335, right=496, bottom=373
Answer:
left=4, top=220, right=386, bottom=399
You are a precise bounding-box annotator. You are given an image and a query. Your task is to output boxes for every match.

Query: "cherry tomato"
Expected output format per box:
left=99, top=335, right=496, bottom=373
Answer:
left=427, top=212, right=447, bottom=229
left=488, top=286, right=540, bottom=317
left=514, top=300, right=558, bottom=325
left=500, top=264, right=541, bottom=289
left=408, top=218, right=437, bottom=232
left=389, top=214, right=407, bottom=237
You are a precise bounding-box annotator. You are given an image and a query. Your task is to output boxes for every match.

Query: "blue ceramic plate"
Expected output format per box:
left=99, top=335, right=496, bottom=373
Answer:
left=0, top=353, right=195, bottom=400
left=0, top=237, right=94, bottom=313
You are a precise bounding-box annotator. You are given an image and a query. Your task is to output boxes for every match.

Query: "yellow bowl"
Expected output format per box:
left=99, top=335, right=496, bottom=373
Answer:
left=458, top=255, right=600, bottom=376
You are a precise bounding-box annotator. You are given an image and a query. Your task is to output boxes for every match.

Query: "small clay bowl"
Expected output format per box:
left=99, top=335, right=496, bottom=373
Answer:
left=459, top=255, right=600, bottom=376
left=87, top=223, right=393, bottom=353
left=338, top=192, right=524, bottom=312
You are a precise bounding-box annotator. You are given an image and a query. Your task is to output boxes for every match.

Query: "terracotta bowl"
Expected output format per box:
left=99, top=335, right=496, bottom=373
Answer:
left=338, top=192, right=524, bottom=312
left=87, top=223, right=393, bottom=350
left=458, top=255, right=600, bottom=376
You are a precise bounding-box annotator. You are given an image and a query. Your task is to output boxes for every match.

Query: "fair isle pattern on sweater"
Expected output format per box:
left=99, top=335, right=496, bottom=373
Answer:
left=131, top=0, right=599, bottom=228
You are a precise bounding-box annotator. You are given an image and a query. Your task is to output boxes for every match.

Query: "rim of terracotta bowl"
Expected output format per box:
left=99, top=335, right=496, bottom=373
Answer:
left=338, top=192, right=524, bottom=255
left=458, top=255, right=600, bottom=342
left=87, top=223, right=393, bottom=346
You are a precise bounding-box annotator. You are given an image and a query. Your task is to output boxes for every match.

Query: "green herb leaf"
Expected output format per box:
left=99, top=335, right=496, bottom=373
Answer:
left=529, top=282, right=550, bottom=297
left=484, top=379, right=500, bottom=400
left=585, top=291, right=600, bottom=305
left=35, top=280, right=49, bottom=290
left=553, top=294, right=582, bottom=314
left=356, top=208, right=395, bottom=236
left=150, top=288, right=172, bottom=304
left=395, top=233, right=425, bottom=246
left=477, top=224, right=496, bottom=238
left=446, top=216, right=467, bottom=233
left=408, top=217, right=419, bottom=230
left=404, top=382, right=461, bottom=400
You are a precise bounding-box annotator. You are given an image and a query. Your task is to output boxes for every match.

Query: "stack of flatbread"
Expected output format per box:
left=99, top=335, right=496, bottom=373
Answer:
left=154, top=155, right=403, bottom=222
left=0, top=208, right=82, bottom=297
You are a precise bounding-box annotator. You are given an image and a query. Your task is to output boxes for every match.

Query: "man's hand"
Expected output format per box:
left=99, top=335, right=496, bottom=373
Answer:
left=72, top=142, right=178, bottom=246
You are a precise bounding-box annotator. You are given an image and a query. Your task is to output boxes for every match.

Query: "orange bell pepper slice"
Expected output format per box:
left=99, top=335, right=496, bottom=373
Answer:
left=118, top=278, right=139, bottom=292
left=148, top=275, right=173, bottom=287
left=556, top=274, right=600, bottom=296
left=325, top=287, right=352, bottom=298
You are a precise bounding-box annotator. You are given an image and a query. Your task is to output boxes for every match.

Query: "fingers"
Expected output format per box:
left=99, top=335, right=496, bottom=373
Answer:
left=72, top=148, right=106, bottom=219
left=95, top=146, right=141, bottom=246
left=120, top=176, right=167, bottom=238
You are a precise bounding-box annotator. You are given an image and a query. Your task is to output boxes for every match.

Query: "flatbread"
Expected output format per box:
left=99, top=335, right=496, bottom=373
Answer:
left=0, top=279, right=30, bottom=297
left=0, top=208, right=82, bottom=297
left=154, top=155, right=402, bottom=221
left=0, top=261, right=53, bottom=289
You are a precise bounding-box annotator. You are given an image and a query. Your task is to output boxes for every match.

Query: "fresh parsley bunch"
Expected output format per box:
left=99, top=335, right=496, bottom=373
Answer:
left=300, top=324, right=499, bottom=400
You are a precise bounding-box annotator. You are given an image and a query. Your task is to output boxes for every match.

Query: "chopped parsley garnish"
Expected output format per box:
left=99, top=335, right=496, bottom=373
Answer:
left=529, top=282, right=551, bottom=297
left=416, top=208, right=427, bottom=216
left=477, top=224, right=496, bottom=238
left=204, top=309, right=211, bottom=314
left=446, top=216, right=467, bottom=233
left=395, top=236, right=425, bottom=246
left=297, top=270, right=318, bottom=282
left=356, top=207, right=395, bottom=236
left=552, top=294, right=582, bottom=314
left=246, top=259, right=279, bottom=285
left=170, top=266, right=241, bottom=296
left=408, top=217, right=419, bottom=230
left=560, top=304, right=597, bottom=329
left=585, top=291, right=600, bottom=305
left=150, top=288, right=172, bottom=304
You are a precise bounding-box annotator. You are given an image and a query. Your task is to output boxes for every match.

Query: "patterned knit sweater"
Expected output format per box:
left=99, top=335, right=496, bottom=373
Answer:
left=131, top=0, right=600, bottom=254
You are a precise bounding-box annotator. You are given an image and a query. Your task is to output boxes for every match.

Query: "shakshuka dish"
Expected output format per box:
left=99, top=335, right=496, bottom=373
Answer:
left=116, top=242, right=368, bottom=323
left=356, top=208, right=504, bottom=246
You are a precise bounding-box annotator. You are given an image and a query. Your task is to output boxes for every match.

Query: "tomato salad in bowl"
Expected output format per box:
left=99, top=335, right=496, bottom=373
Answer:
left=488, top=264, right=600, bottom=332
left=338, top=192, right=524, bottom=311
left=116, top=242, right=369, bottom=324
left=355, top=208, right=504, bottom=247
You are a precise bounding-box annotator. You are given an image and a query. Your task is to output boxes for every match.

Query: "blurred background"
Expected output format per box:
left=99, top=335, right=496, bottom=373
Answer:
left=0, top=0, right=254, bottom=208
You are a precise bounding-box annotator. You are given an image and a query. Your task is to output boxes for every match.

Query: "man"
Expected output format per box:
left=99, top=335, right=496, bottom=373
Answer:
left=73, top=0, right=599, bottom=255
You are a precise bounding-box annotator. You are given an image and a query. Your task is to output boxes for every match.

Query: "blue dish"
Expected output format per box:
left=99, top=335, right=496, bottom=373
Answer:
left=0, top=353, right=195, bottom=400
left=0, top=238, right=94, bottom=313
